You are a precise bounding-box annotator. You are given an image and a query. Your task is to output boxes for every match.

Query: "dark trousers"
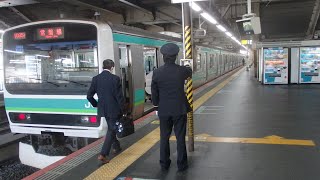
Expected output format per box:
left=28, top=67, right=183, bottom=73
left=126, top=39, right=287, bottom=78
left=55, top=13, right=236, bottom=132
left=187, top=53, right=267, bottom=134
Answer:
left=101, top=117, right=120, bottom=156
left=159, top=114, right=188, bottom=170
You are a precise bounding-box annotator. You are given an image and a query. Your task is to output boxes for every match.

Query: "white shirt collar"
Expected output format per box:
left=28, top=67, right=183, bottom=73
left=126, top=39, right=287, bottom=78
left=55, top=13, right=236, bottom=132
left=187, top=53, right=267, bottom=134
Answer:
left=104, top=69, right=111, bottom=72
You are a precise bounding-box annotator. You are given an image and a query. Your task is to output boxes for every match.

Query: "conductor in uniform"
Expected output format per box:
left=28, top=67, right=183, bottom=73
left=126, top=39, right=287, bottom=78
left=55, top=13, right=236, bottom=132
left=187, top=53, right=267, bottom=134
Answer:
left=151, top=43, right=192, bottom=172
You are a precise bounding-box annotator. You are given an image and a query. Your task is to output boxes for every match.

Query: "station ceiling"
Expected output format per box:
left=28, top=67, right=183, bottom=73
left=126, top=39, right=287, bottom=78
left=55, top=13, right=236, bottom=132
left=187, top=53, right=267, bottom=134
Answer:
left=0, top=0, right=319, bottom=49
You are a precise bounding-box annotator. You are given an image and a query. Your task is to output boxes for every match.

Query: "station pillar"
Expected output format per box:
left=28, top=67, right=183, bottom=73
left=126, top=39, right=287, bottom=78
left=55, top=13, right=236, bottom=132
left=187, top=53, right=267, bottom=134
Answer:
left=182, top=2, right=194, bottom=152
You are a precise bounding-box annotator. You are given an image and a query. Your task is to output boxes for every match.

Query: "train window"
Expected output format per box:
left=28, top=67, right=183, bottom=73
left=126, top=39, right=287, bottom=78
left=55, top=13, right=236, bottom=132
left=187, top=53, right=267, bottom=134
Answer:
left=144, top=47, right=157, bottom=75
left=209, top=54, right=214, bottom=68
left=203, top=53, right=207, bottom=69
left=196, top=53, right=201, bottom=72
left=119, top=45, right=129, bottom=68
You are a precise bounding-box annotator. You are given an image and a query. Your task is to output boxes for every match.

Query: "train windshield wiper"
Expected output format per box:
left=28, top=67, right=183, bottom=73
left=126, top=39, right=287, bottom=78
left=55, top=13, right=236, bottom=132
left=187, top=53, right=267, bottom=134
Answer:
left=58, top=79, right=88, bottom=87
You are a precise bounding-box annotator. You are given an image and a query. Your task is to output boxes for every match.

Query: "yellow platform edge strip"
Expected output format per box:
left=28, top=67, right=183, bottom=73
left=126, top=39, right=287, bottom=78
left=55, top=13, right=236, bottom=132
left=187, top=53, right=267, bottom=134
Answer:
left=85, top=128, right=161, bottom=180
left=86, top=68, right=243, bottom=179
left=170, top=136, right=315, bottom=146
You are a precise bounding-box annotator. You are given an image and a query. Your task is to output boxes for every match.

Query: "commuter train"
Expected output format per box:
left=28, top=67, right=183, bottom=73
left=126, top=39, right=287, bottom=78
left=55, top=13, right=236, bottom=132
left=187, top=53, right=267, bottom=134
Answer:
left=2, top=19, right=243, bottom=157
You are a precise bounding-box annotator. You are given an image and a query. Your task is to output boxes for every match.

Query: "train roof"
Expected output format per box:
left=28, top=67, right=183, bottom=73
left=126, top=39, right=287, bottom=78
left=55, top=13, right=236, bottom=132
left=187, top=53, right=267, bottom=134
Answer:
left=3, top=19, right=240, bottom=54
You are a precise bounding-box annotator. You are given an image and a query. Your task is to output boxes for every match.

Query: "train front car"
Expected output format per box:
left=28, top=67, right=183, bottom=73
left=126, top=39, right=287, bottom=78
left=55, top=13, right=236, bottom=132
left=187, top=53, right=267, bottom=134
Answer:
left=2, top=20, right=114, bottom=168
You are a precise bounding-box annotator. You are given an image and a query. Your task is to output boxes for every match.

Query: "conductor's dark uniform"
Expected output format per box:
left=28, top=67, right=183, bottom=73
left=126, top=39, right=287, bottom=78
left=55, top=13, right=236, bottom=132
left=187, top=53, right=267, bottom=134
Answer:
left=87, top=64, right=124, bottom=160
left=151, top=43, right=192, bottom=171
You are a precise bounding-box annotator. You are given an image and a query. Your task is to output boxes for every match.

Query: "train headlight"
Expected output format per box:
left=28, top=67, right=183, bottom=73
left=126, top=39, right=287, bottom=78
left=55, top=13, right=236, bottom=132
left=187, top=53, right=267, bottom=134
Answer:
left=81, top=116, right=89, bottom=123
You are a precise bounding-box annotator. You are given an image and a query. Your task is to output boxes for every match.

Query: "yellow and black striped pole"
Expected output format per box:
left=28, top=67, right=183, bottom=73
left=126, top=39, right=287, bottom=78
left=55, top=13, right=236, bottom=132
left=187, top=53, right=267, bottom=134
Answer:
left=183, top=3, right=194, bottom=152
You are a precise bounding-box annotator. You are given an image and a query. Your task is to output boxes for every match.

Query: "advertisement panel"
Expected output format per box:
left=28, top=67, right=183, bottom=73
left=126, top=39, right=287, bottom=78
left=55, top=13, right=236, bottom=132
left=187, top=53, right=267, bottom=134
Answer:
left=300, top=47, right=320, bottom=83
left=263, top=47, right=288, bottom=84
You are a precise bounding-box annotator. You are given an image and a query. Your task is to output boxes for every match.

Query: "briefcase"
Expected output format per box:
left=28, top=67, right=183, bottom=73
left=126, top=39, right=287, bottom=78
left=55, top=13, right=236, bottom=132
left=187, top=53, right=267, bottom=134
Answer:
left=116, top=115, right=135, bottom=138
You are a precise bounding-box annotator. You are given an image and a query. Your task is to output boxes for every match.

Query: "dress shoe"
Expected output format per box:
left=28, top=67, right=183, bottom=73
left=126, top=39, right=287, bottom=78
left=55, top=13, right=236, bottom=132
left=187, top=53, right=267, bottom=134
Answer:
left=98, top=155, right=110, bottom=164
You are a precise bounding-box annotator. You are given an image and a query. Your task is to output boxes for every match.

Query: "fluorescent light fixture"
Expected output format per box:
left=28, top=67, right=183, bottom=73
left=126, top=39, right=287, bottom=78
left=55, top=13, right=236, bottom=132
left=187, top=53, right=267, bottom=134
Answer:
left=200, top=12, right=217, bottom=24
left=216, top=24, right=226, bottom=32
left=0, top=30, right=4, bottom=33
left=4, top=49, right=23, bottom=54
left=36, top=54, right=50, bottom=58
left=231, top=36, right=237, bottom=41
left=172, top=0, right=208, bottom=3
left=242, top=45, right=248, bottom=50
left=225, top=31, right=233, bottom=37
left=189, top=2, right=202, bottom=12
left=240, top=50, right=247, bottom=55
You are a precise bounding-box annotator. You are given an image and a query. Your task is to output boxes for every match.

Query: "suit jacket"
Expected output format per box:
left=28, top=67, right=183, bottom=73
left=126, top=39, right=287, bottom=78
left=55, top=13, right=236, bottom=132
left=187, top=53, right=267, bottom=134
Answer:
left=151, top=63, right=192, bottom=116
left=87, top=70, right=125, bottom=118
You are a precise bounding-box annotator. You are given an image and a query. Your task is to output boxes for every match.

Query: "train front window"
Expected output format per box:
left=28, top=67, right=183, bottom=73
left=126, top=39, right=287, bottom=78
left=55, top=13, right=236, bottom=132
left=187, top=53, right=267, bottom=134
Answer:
left=3, top=23, right=98, bottom=95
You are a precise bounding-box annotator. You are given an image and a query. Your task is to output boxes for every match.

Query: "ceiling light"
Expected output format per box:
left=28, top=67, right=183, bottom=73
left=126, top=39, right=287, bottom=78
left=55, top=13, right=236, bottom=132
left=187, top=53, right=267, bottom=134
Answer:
left=189, top=2, right=202, bottom=12
left=200, top=12, right=217, bottom=24
left=172, top=0, right=207, bottom=3
left=240, top=50, right=247, bottom=55
left=216, top=25, right=226, bottom=32
left=231, top=36, right=237, bottom=41
left=0, top=30, right=4, bottom=33
left=4, top=49, right=23, bottom=54
left=242, top=45, right=248, bottom=50
left=225, top=31, right=233, bottom=37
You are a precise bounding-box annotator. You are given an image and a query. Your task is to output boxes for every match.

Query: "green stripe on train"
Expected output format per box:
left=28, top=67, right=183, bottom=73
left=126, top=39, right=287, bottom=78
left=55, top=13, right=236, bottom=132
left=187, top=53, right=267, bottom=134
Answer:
left=134, top=89, right=145, bottom=106
left=5, top=107, right=96, bottom=113
left=113, top=33, right=183, bottom=48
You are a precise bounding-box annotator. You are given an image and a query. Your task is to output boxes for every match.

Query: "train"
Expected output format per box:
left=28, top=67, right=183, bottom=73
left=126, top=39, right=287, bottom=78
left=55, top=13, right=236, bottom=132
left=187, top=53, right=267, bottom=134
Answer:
left=1, top=19, right=244, bottom=167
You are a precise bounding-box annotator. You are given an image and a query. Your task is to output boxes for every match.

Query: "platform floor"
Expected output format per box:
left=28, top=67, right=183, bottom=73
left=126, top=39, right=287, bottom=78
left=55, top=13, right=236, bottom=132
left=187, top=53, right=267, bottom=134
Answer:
left=25, top=68, right=320, bottom=180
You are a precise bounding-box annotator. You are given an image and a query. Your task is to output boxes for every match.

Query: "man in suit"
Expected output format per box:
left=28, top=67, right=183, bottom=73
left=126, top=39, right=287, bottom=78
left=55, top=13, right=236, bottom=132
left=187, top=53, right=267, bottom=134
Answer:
left=151, top=43, right=192, bottom=172
left=87, top=59, right=125, bottom=163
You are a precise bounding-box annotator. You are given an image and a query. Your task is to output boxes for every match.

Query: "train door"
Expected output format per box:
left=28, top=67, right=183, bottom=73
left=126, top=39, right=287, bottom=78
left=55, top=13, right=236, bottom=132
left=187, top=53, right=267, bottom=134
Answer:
left=144, top=47, right=158, bottom=112
left=218, top=54, right=222, bottom=75
left=221, top=55, right=225, bottom=74
left=214, top=54, right=218, bottom=77
left=208, top=54, right=214, bottom=80
left=225, top=55, right=228, bottom=72
left=204, top=52, right=208, bottom=82
left=116, top=44, right=133, bottom=116
left=115, top=44, right=146, bottom=119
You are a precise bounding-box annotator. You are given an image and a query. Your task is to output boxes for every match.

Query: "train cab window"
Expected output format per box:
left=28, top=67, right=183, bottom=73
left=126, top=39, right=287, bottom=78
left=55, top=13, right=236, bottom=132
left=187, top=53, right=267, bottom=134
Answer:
left=75, top=50, right=97, bottom=68
left=3, top=23, right=98, bottom=95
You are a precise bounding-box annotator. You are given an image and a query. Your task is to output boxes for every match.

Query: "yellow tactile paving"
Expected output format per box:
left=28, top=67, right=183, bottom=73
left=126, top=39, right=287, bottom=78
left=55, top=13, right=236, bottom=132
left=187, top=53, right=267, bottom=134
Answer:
left=85, top=68, right=244, bottom=179
left=85, top=128, right=160, bottom=180
left=170, top=134, right=315, bottom=146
